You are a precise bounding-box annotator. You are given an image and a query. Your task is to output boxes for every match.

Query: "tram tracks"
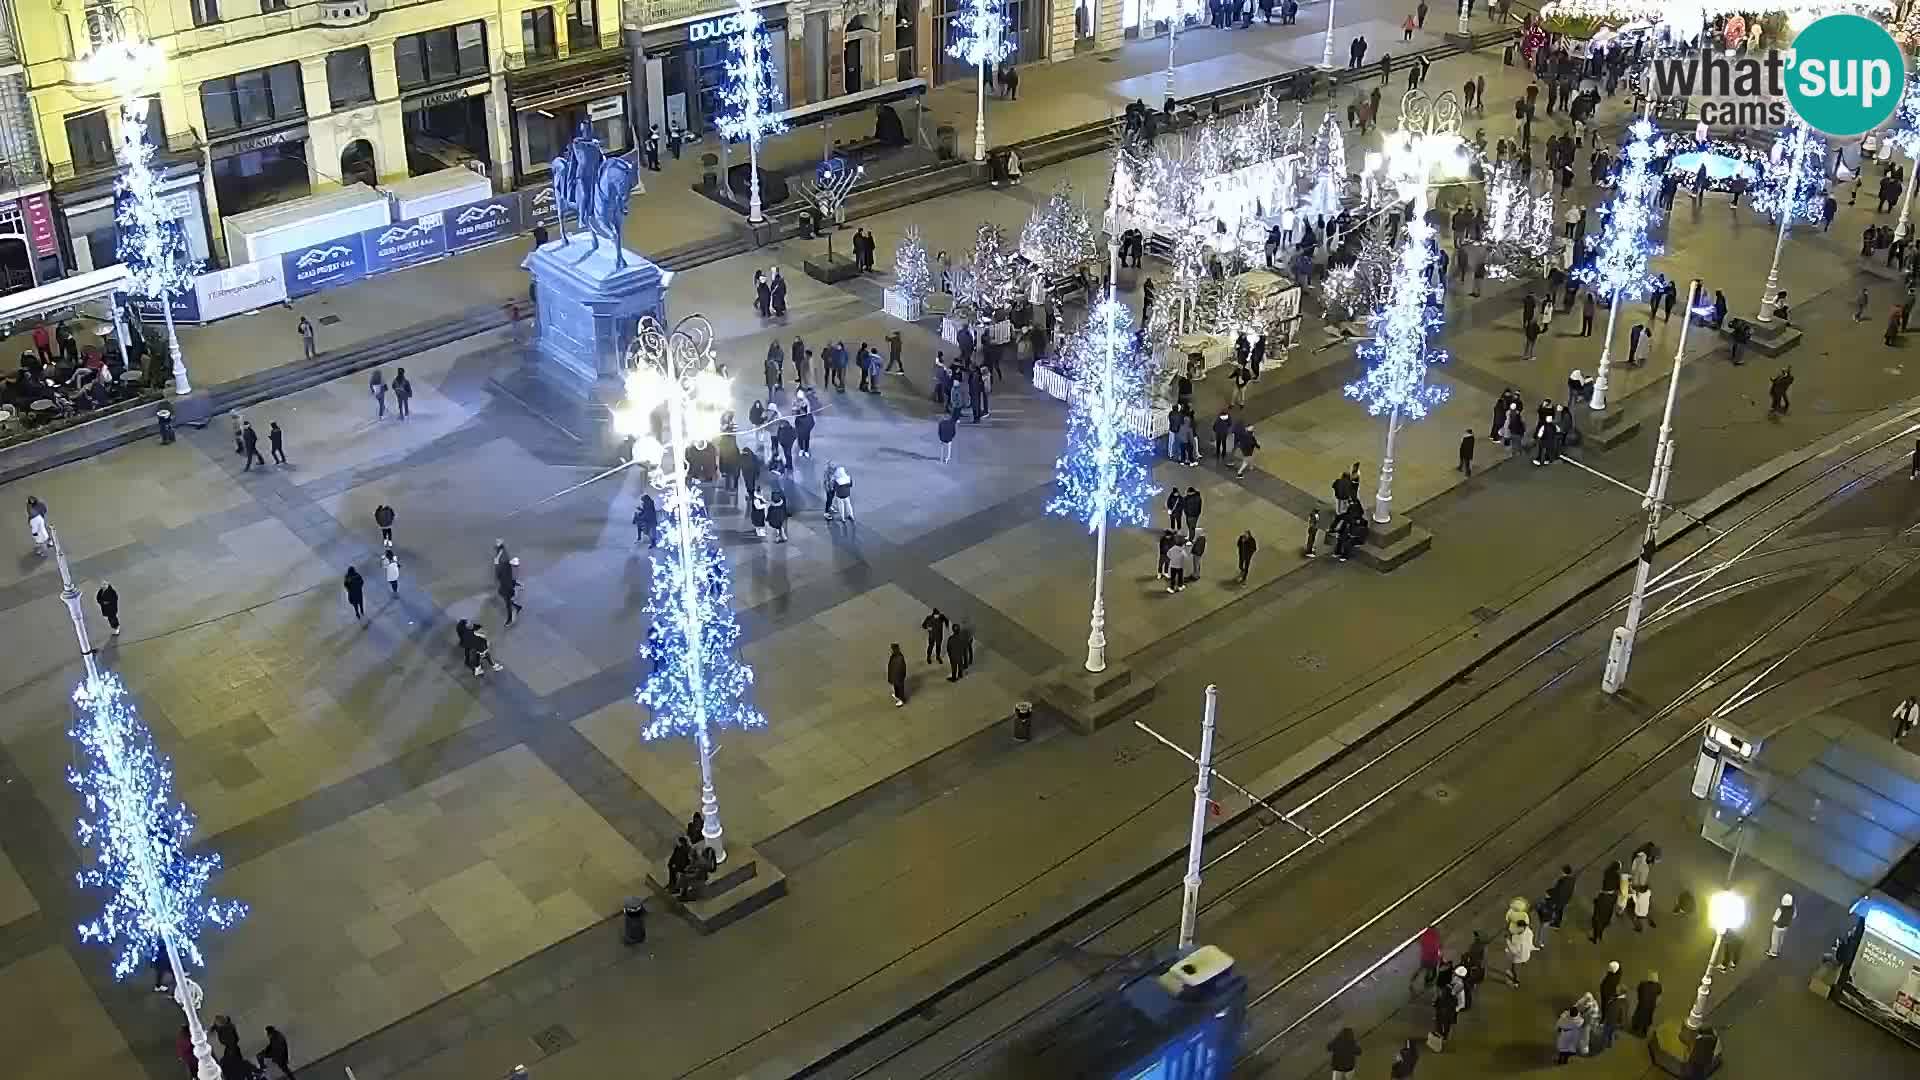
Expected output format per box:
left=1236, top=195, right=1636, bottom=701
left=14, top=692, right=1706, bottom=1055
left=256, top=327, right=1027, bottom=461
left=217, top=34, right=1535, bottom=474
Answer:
left=793, top=419, right=1920, bottom=1080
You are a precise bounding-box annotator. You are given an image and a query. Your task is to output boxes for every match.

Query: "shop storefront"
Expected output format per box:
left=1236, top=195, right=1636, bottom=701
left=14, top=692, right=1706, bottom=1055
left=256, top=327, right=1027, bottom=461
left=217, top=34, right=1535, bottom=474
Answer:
left=0, top=192, right=60, bottom=292
left=56, top=159, right=214, bottom=276
left=402, top=79, right=495, bottom=177
left=208, top=122, right=313, bottom=219
left=934, top=0, right=1042, bottom=85
left=635, top=2, right=789, bottom=138
left=506, top=50, right=631, bottom=185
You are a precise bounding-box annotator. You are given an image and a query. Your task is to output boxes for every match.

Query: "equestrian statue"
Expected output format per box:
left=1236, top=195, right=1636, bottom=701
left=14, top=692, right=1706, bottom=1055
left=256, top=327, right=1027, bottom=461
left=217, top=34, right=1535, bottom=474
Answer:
left=549, top=122, right=643, bottom=270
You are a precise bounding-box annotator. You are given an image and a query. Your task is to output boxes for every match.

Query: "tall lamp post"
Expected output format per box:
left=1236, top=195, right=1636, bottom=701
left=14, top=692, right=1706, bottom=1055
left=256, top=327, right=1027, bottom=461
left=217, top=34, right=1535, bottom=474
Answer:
left=1148, top=0, right=1196, bottom=100
left=1886, top=75, right=1920, bottom=238
left=1047, top=295, right=1158, bottom=673
left=1349, top=90, right=1468, bottom=525
left=1687, top=891, right=1748, bottom=1029
left=1754, top=123, right=1825, bottom=324
left=1176, top=685, right=1219, bottom=952
left=77, top=3, right=193, bottom=395
left=49, top=518, right=243, bottom=1080
left=1602, top=280, right=1699, bottom=695
left=1580, top=118, right=1666, bottom=414
left=949, top=0, right=1014, bottom=164
left=615, top=316, right=768, bottom=864
left=716, top=0, right=787, bottom=224
left=1320, top=0, right=1340, bottom=69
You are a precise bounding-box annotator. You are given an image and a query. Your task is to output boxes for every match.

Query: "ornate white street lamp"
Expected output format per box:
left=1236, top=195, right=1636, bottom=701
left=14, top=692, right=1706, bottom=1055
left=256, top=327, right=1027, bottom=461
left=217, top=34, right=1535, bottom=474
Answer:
left=1687, top=891, right=1748, bottom=1030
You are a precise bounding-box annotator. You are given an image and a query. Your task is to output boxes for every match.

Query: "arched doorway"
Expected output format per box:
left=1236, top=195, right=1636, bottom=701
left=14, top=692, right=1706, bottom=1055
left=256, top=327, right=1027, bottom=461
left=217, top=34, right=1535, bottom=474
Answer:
left=340, top=139, right=377, bottom=188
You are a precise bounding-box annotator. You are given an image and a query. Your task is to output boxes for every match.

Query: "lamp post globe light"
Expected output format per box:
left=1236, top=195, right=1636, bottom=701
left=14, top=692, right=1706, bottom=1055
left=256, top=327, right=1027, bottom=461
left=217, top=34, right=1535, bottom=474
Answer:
left=1687, top=890, right=1748, bottom=1030
left=77, top=3, right=194, bottom=395
left=613, top=315, right=767, bottom=865
left=1348, top=90, right=1467, bottom=526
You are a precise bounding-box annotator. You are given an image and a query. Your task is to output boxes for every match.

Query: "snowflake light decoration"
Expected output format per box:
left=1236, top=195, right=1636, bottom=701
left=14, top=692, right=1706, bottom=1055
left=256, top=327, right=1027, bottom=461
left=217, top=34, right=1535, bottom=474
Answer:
left=117, top=99, right=198, bottom=313
left=69, top=673, right=246, bottom=981
left=947, top=0, right=1014, bottom=70
left=1748, top=122, right=1827, bottom=225
left=636, top=493, right=765, bottom=742
left=715, top=0, right=786, bottom=146
left=1048, top=298, right=1159, bottom=531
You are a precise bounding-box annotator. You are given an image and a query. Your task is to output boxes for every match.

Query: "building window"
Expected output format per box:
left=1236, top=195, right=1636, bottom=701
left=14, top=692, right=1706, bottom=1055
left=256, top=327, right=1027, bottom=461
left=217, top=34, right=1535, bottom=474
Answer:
left=395, top=21, right=490, bottom=91
left=521, top=7, right=557, bottom=60
left=567, top=0, right=597, bottom=43
left=199, top=61, right=307, bottom=136
left=261, top=0, right=290, bottom=10
left=327, top=47, right=375, bottom=109
left=65, top=109, right=113, bottom=169
left=190, top=0, right=222, bottom=27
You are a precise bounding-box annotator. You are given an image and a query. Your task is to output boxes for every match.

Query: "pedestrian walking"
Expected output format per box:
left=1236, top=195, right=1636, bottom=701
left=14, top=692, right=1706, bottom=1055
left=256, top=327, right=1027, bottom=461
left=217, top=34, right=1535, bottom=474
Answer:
left=370, top=369, right=388, bottom=418
left=1234, top=424, right=1260, bottom=476
left=1181, top=486, right=1202, bottom=537
left=888, top=643, right=909, bottom=706
left=26, top=495, right=47, bottom=556
left=343, top=566, right=366, bottom=620
left=764, top=342, right=784, bottom=396
left=1857, top=288, right=1873, bottom=321
left=1502, top=918, right=1535, bottom=986
left=375, top=503, right=396, bottom=547
left=393, top=367, right=413, bottom=419
left=749, top=490, right=768, bottom=537
left=1433, top=971, right=1459, bottom=1039
left=768, top=484, right=789, bottom=542
left=497, top=556, right=523, bottom=625
left=256, top=1025, right=295, bottom=1079
left=775, top=414, right=798, bottom=470
left=1630, top=972, right=1662, bottom=1036
left=795, top=400, right=816, bottom=458
left=1581, top=292, right=1596, bottom=336
left=1895, top=694, right=1919, bottom=740
left=829, top=463, right=854, bottom=520
left=297, top=315, right=316, bottom=360
left=268, top=421, right=287, bottom=465
left=458, top=619, right=504, bottom=674
left=240, top=421, right=265, bottom=471
left=1554, top=1006, right=1585, bottom=1065
left=938, top=413, right=957, bottom=462
left=1457, top=428, right=1475, bottom=474
left=1238, top=528, right=1259, bottom=579
left=1212, top=410, right=1232, bottom=459
left=1768, top=893, right=1794, bottom=956
left=96, top=581, right=120, bottom=636
left=1630, top=844, right=1654, bottom=889
left=1166, top=538, right=1190, bottom=592
left=947, top=621, right=974, bottom=681
left=923, top=608, right=949, bottom=663
left=1413, top=925, right=1443, bottom=992
left=1768, top=366, right=1794, bottom=414
left=634, top=494, right=657, bottom=546
left=1598, top=962, right=1623, bottom=1048
left=383, top=549, right=401, bottom=594
left=1327, top=1027, right=1362, bottom=1080
left=1522, top=318, right=1541, bottom=359
left=1548, top=864, right=1576, bottom=927
left=1189, top=528, right=1208, bottom=579
left=1590, top=887, right=1616, bottom=942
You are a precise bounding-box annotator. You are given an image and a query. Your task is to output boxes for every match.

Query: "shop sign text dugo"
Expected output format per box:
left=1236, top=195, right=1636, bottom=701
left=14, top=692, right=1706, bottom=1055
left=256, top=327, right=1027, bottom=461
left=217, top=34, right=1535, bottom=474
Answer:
left=1646, top=14, right=1904, bottom=136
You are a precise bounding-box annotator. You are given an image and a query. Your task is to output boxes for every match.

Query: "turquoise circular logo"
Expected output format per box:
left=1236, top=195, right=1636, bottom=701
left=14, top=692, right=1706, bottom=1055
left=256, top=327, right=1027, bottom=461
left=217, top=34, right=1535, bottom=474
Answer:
left=1784, top=14, right=1906, bottom=138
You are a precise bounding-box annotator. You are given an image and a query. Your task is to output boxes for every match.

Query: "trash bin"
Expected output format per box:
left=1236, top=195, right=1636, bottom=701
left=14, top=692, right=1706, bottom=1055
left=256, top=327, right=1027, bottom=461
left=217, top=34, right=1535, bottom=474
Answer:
left=622, top=897, right=647, bottom=945
left=935, top=123, right=958, bottom=160
left=1013, top=701, right=1034, bottom=742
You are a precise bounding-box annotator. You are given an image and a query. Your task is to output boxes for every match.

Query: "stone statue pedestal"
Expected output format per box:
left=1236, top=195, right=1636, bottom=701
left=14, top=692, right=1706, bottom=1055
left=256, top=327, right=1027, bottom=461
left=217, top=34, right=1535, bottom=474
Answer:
left=523, top=234, right=670, bottom=395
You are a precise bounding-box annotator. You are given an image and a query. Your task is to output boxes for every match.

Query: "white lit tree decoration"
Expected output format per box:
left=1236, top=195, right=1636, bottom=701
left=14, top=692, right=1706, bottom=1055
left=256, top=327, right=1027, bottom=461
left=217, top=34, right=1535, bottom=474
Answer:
left=1574, top=118, right=1665, bottom=412
left=1348, top=90, right=1465, bottom=526
left=956, top=222, right=1022, bottom=324
left=1481, top=160, right=1558, bottom=280
left=715, top=0, right=787, bottom=224
left=1021, top=183, right=1097, bottom=304
left=70, top=670, right=246, bottom=1080
left=1302, top=113, right=1348, bottom=222
left=1750, top=121, right=1826, bottom=324
left=1049, top=297, right=1159, bottom=673
left=948, top=0, right=1014, bottom=164
left=1146, top=0, right=1205, bottom=102
left=117, top=98, right=197, bottom=395
left=615, top=315, right=767, bottom=864
left=890, top=224, right=933, bottom=319
left=1320, top=232, right=1396, bottom=322
left=1883, top=75, right=1920, bottom=238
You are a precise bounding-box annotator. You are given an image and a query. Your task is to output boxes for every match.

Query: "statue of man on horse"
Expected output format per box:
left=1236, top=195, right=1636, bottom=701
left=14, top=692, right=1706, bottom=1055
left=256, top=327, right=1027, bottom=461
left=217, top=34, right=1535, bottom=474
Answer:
left=549, top=122, right=643, bottom=269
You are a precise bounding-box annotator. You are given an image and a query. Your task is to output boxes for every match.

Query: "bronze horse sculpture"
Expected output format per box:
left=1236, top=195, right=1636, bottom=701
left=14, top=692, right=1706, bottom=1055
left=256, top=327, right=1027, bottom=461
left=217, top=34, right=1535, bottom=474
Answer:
left=550, top=123, right=642, bottom=270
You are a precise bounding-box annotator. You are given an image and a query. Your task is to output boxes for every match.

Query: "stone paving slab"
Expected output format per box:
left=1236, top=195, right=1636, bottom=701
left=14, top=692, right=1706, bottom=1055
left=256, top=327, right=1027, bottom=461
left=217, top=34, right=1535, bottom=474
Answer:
left=578, top=582, right=1029, bottom=847
left=0, top=947, right=144, bottom=1080
left=0, top=850, right=33, bottom=930
left=204, top=746, right=645, bottom=1066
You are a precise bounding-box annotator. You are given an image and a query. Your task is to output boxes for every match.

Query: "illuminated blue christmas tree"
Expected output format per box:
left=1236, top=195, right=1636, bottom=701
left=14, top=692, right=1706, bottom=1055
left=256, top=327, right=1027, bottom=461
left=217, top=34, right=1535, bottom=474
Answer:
left=637, top=499, right=766, bottom=744
left=715, top=0, right=786, bottom=221
left=1048, top=298, right=1159, bottom=531
left=1575, top=118, right=1665, bottom=304
left=1749, top=122, right=1827, bottom=225
left=948, top=0, right=1014, bottom=162
left=69, top=672, right=246, bottom=982
left=1889, top=74, right=1920, bottom=158
left=117, top=98, right=198, bottom=393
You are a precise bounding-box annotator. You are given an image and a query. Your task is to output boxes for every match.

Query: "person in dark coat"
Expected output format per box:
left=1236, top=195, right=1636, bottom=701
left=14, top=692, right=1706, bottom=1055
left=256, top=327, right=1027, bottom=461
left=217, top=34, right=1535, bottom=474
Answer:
left=1327, top=1027, right=1361, bottom=1076
left=634, top=495, right=658, bottom=546
left=496, top=556, right=522, bottom=626
left=795, top=403, right=816, bottom=458
left=96, top=581, right=120, bottom=636
left=1591, top=887, right=1617, bottom=943
left=1166, top=488, right=1185, bottom=532
left=770, top=269, right=788, bottom=316
left=938, top=414, right=957, bottom=462
left=1158, top=528, right=1178, bottom=577
left=393, top=368, right=413, bottom=419
left=888, top=644, right=909, bottom=705
left=1212, top=411, right=1233, bottom=459
left=343, top=566, right=366, bottom=620
left=1630, top=971, right=1662, bottom=1036
left=1238, top=530, right=1257, bottom=581
left=1434, top=979, right=1459, bottom=1038
left=240, top=421, right=265, bottom=471
left=1458, top=428, right=1475, bottom=474
left=755, top=272, right=771, bottom=317
left=791, top=337, right=807, bottom=385
left=375, top=503, right=396, bottom=546
left=774, top=415, right=798, bottom=469
left=1180, top=486, right=1203, bottom=537
left=739, top=447, right=762, bottom=495
left=1548, top=864, right=1576, bottom=927
left=764, top=341, right=784, bottom=395
left=947, top=622, right=974, bottom=681
left=256, top=1025, right=294, bottom=1079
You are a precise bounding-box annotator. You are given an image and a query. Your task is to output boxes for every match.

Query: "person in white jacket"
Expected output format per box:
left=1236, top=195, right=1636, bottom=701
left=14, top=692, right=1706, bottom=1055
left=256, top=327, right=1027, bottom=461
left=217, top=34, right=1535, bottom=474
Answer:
left=1503, top=920, right=1535, bottom=987
left=1894, top=696, right=1918, bottom=741
left=383, top=550, right=401, bottom=595
left=1768, top=894, right=1794, bottom=957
